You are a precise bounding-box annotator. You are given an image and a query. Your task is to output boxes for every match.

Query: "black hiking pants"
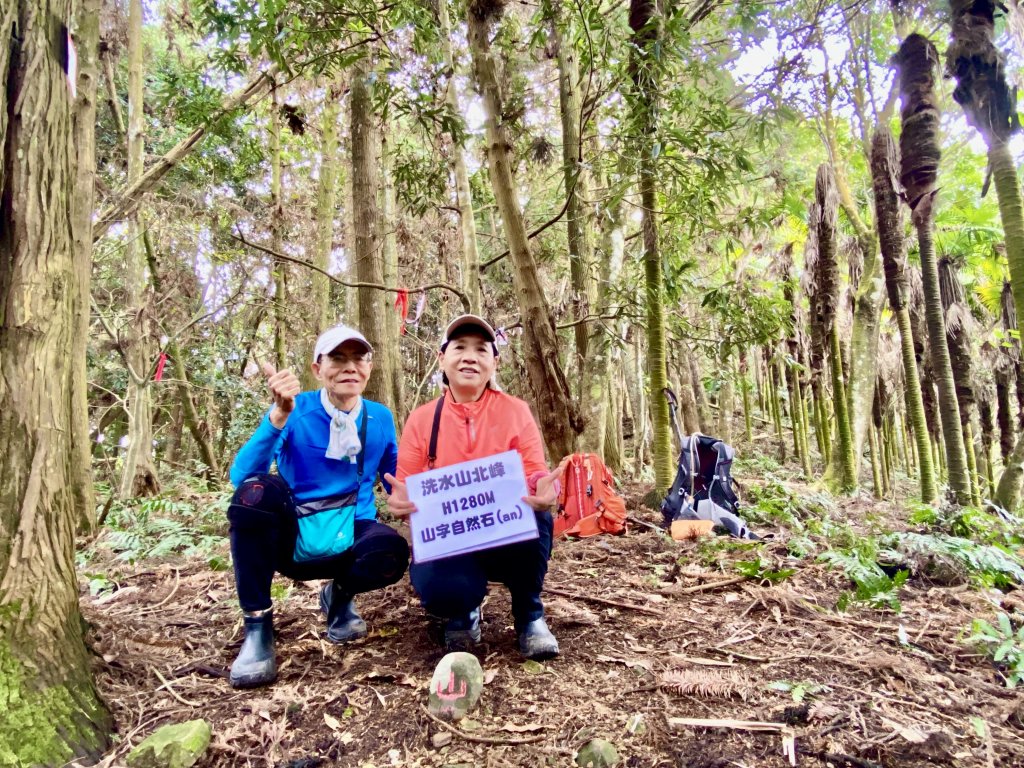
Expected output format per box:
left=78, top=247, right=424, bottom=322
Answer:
left=409, top=509, right=553, bottom=630
left=228, top=474, right=409, bottom=613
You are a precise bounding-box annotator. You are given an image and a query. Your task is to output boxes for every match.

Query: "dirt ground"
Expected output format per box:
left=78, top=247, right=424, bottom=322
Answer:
left=78, top=482, right=1024, bottom=768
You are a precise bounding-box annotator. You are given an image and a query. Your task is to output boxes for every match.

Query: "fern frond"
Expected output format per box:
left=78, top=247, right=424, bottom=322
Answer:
left=660, top=669, right=750, bottom=700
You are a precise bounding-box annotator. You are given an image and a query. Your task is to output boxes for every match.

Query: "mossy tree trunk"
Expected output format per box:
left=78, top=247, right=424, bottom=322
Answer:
left=628, top=0, right=673, bottom=490
left=550, top=0, right=597, bottom=369
left=870, top=128, right=937, bottom=502
left=810, top=165, right=856, bottom=492
left=467, top=0, right=581, bottom=458
left=0, top=0, right=112, bottom=758
left=898, top=33, right=971, bottom=503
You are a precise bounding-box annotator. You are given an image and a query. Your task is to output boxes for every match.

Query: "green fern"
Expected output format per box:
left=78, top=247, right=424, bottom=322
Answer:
left=819, top=547, right=908, bottom=612
left=879, top=532, right=1024, bottom=588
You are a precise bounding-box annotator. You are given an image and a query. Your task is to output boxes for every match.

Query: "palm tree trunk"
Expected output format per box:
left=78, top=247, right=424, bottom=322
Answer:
left=916, top=215, right=971, bottom=502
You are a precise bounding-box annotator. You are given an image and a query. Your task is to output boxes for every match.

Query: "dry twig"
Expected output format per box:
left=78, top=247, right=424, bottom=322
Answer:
left=419, top=705, right=544, bottom=745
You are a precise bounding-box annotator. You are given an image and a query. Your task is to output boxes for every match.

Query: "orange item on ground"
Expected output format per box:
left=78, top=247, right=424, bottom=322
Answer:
left=554, top=453, right=627, bottom=538
left=670, top=519, right=715, bottom=540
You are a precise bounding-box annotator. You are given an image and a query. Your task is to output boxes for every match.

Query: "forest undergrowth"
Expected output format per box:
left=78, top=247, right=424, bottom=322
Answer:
left=74, top=452, right=1024, bottom=768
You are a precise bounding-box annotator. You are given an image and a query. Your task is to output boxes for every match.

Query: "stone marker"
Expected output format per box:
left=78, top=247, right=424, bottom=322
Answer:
left=428, top=652, right=484, bottom=722
left=575, top=738, right=620, bottom=768
left=127, top=720, right=212, bottom=768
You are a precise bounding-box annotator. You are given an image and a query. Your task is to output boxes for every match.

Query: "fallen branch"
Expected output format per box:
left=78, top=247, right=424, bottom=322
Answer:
left=94, top=66, right=278, bottom=239
left=153, top=668, right=203, bottom=708
left=668, top=718, right=796, bottom=766
left=543, top=585, right=663, bottom=616
left=419, top=705, right=544, bottom=745
left=674, top=576, right=748, bottom=594
left=626, top=515, right=663, bottom=533
left=231, top=231, right=471, bottom=312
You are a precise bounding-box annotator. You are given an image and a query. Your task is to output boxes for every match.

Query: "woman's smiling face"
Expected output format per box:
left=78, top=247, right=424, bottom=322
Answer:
left=439, top=331, right=496, bottom=401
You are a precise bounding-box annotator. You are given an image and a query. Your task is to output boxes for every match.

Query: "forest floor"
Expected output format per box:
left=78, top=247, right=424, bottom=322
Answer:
left=76, top=460, right=1024, bottom=768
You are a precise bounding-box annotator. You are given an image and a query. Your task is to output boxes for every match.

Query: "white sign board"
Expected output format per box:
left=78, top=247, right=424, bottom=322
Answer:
left=407, top=450, right=538, bottom=563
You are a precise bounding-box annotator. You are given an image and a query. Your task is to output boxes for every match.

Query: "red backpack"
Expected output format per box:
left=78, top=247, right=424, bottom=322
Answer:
left=554, top=453, right=627, bottom=538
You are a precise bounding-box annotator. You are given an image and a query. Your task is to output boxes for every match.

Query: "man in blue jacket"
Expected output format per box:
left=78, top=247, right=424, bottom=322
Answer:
left=227, top=325, right=409, bottom=688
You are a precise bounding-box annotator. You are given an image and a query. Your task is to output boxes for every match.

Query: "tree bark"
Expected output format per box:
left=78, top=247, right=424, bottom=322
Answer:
left=302, top=79, right=343, bottom=391
left=551, top=0, right=597, bottom=367
left=271, top=86, right=289, bottom=371
left=351, top=56, right=394, bottom=407
left=628, top=0, right=674, bottom=490
left=119, top=0, right=159, bottom=499
left=436, top=0, right=482, bottom=314
left=579, top=155, right=626, bottom=455
left=870, top=128, right=936, bottom=502
left=466, top=1, right=580, bottom=458
left=381, top=131, right=406, bottom=420
left=72, top=0, right=101, bottom=528
left=0, top=0, right=111, bottom=758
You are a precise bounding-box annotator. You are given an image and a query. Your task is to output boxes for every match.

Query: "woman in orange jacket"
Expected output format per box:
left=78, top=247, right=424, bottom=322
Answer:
left=385, top=315, right=565, bottom=659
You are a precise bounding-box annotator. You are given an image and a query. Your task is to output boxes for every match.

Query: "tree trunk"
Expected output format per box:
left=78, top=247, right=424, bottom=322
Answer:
left=436, top=0, right=482, bottom=314
left=580, top=155, right=626, bottom=455
left=898, top=32, right=971, bottom=502
left=628, top=0, right=673, bottom=490
left=303, top=79, right=342, bottom=391
left=119, top=0, right=159, bottom=499
left=870, top=127, right=937, bottom=502
left=381, top=131, right=406, bottom=420
left=676, top=342, right=702, bottom=435
left=71, top=0, right=100, bottom=528
left=551, top=0, right=597, bottom=368
left=0, top=0, right=111, bottom=758
left=466, top=1, right=580, bottom=458
left=271, top=86, right=289, bottom=371
left=915, top=210, right=971, bottom=502
left=690, top=354, right=710, bottom=431
left=351, top=57, right=394, bottom=407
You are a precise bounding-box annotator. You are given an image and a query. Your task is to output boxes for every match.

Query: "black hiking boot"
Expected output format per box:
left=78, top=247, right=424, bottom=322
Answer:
left=443, top=606, right=482, bottom=652
left=517, top=617, right=559, bottom=660
left=319, top=581, right=368, bottom=644
left=229, top=610, right=277, bottom=688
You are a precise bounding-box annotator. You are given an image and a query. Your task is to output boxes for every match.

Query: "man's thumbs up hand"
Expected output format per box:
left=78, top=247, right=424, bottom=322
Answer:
left=262, top=361, right=300, bottom=429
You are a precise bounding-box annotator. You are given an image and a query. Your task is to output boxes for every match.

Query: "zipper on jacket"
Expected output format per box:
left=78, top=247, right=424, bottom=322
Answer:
left=466, top=416, right=476, bottom=444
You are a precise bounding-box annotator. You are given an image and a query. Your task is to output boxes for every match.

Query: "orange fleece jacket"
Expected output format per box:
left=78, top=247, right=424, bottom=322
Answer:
left=396, top=388, right=548, bottom=488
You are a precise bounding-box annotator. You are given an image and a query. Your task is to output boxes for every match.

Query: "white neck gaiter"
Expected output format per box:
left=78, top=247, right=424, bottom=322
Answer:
left=319, top=389, right=363, bottom=462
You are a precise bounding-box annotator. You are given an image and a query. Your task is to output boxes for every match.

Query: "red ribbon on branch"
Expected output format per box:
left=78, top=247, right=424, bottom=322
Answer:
left=154, top=352, right=168, bottom=382
left=395, top=288, right=409, bottom=335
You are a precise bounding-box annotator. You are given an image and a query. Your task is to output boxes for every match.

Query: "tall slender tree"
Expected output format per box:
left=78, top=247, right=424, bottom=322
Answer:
left=948, top=0, right=1024, bottom=509
left=627, top=0, right=674, bottom=491
left=811, top=165, right=857, bottom=492
left=870, top=128, right=937, bottom=502
left=435, top=0, right=482, bottom=314
left=351, top=55, right=395, bottom=407
left=0, top=0, right=111, bottom=759
left=119, top=0, right=159, bottom=498
left=466, top=0, right=581, bottom=458
left=897, top=32, right=972, bottom=503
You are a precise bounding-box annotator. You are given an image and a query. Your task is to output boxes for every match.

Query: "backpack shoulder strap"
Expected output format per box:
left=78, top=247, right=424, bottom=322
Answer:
left=427, top=395, right=445, bottom=469
left=356, top=406, right=369, bottom=479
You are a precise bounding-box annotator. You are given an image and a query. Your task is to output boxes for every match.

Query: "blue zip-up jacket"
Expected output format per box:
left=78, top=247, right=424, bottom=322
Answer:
left=230, top=391, right=397, bottom=520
